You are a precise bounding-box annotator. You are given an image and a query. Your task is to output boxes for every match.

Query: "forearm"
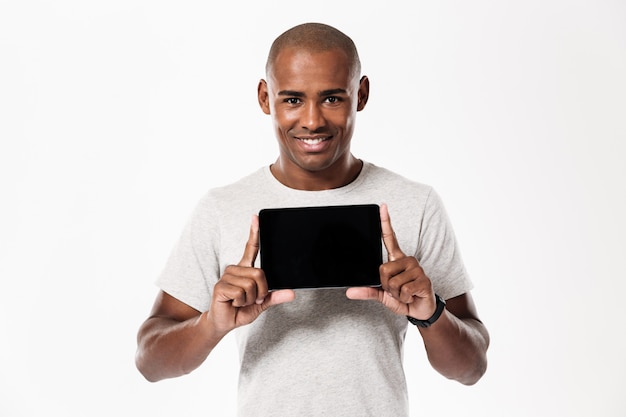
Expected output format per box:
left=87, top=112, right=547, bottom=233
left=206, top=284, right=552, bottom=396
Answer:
left=135, top=311, right=225, bottom=382
left=418, top=310, right=490, bottom=385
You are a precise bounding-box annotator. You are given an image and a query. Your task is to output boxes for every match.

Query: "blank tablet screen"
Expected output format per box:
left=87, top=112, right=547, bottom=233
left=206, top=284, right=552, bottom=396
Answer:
left=259, top=204, right=382, bottom=290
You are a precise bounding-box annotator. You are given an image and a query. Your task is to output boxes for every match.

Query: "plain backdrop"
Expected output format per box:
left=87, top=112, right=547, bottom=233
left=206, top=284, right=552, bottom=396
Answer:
left=1, top=1, right=625, bottom=416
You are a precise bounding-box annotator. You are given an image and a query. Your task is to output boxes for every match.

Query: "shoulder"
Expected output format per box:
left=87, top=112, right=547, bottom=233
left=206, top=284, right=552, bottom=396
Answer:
left=364, top=162, right=432, bottom=191
left=362, top=162, right=435, bottom=204
left=195, top=166, right=268, bottom=207
left=209, top=167, right=267, bottom=197
left=182, top=167, right=268, bottom=229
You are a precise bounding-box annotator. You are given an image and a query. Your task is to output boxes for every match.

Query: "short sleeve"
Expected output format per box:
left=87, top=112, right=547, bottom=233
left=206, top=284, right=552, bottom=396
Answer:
left=417, top=188, right=473, bottom=300
left=155, top=194, right=220, bottom=312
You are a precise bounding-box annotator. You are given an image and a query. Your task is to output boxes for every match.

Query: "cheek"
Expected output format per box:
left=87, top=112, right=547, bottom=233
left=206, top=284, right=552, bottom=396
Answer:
left=329, top=110, right=354, bottom=131
left=272, top=114, right=290, bottom=132
left=273, top=111, right=300, bottom=132
left=332, top=102, right=354, bottom=119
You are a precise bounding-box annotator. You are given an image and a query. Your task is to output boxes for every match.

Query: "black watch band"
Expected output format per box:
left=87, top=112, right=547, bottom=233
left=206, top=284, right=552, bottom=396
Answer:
left=407, top=294, right=446, bottom=328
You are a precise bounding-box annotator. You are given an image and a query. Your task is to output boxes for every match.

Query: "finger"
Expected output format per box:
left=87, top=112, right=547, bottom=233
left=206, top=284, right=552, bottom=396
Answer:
left=379, top=261, right=410, bottom=294
left=215, top=280, right=253, bottom=308
left=239, top=215, right=260, bottom=267
left=382, top=258, right=426, bottom=301
left=380, top=204, right=405, bottom=262
left=391, top=276, right=423, bottom=305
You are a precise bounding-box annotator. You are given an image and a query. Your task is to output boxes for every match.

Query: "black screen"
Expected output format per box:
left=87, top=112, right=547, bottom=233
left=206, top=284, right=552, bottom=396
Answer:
left=259, top=204, right=382, bottom=290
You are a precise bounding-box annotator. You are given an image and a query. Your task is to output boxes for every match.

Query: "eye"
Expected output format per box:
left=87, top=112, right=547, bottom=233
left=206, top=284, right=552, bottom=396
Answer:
left=323, top=96, right=345, bottom=106
left=284, top=97, right=301, bottom=105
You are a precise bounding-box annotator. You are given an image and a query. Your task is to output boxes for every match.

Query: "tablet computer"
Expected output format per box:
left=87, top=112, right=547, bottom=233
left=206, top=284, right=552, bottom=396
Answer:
left=259, top=204, right=382, bottom=290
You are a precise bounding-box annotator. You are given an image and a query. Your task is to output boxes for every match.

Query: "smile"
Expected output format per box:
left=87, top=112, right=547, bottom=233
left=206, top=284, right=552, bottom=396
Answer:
left=297, top=137, right=330, bottom=145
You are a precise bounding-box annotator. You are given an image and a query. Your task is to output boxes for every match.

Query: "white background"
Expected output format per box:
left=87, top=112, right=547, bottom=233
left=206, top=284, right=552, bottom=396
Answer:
left=1, top=1, right=625, bottom=416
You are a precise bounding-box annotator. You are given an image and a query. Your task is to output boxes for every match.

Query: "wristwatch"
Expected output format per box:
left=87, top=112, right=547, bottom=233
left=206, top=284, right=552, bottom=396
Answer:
left=407, top=294, right=446, bottom=328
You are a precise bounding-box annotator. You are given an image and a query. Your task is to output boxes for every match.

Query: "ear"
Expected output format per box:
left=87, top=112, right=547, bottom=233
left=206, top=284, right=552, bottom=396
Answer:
left=356, top=75, right=370, bottom=111
left=258, top=79, right=271, bottom=115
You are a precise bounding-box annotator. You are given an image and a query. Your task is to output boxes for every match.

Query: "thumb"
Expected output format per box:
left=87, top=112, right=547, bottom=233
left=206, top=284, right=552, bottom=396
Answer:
left=239, top=215, right=260, bottom=267
left=345, top=286, right=382, bottom=302
left=261, top=289, right=296, bottom=309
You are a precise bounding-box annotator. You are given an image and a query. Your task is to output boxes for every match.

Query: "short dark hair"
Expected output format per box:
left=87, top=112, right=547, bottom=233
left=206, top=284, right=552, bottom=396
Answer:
left=265, top=23, right=361, bottom=77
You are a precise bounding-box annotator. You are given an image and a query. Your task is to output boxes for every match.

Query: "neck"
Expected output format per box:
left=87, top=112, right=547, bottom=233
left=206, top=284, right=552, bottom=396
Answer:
left=270, top=156, right=363, bottom=191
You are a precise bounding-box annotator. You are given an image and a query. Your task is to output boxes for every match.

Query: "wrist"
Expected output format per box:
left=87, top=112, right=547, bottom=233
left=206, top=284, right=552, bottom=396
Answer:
left=202, top=311, right=231, bottom=342
left=407, top=294, right=446, bottom=328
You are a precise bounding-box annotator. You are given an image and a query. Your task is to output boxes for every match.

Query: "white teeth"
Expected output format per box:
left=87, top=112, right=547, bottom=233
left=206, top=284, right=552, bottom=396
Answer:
left=300, top=138, right=326, bottom=145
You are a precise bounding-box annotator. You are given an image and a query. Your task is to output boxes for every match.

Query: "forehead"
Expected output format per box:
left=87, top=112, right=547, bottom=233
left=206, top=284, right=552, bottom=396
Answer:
left=268, top=47, right=356, bottom=91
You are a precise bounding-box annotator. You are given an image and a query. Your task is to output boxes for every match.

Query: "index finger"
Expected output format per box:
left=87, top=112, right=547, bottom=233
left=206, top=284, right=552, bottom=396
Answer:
left=239, top=215, right=260, bottom=267
left=380, top=203, right=405, bottom=262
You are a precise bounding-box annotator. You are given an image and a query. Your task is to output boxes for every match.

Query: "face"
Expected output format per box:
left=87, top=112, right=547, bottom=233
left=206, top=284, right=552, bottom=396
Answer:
left=258, top=47, right=369, bottom=185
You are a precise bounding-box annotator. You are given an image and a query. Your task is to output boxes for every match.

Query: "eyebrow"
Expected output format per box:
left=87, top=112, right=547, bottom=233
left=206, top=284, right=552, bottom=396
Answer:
left=277, top=88, right=348, bottom=97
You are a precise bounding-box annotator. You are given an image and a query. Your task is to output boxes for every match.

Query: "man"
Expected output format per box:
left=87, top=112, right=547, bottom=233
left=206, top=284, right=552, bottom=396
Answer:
left=136, top=22, right=489, bottom=416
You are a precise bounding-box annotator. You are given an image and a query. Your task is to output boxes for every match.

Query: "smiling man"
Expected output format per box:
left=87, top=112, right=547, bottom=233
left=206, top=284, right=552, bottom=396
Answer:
left=258, top=34, right=367, bottom=190
left=136, top=23, right=489, bottom=417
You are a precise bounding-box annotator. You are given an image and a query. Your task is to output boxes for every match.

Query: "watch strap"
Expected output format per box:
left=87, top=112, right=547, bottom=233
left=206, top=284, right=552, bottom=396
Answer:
left=407, top=294, right=446, bottom=328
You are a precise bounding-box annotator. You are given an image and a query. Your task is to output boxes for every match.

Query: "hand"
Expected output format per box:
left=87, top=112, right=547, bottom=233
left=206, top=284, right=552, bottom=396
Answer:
left=208, top=215, right=295, bottom=335
left=346, top=204, right=437, bottom=320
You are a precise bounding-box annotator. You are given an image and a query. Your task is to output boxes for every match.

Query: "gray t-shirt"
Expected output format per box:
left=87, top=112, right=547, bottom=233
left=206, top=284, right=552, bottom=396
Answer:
left=157, top=162, right=473, bottom=417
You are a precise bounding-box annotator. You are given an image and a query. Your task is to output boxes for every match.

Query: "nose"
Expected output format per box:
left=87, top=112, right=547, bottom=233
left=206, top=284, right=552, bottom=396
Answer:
left=301, top=102, right=326, bottom=131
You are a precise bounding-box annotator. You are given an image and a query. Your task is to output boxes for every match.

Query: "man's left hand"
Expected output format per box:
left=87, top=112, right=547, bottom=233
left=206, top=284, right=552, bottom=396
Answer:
left=346, top=204, right=438, bottom=320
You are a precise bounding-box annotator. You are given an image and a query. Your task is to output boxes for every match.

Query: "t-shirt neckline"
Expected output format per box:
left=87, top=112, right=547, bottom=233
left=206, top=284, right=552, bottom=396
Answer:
left=262, top=161, right=371, bottom=196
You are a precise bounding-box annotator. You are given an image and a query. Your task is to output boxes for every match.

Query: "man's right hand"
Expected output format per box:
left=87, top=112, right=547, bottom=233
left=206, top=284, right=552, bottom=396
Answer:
left=207, top=215, right=295, bottom=336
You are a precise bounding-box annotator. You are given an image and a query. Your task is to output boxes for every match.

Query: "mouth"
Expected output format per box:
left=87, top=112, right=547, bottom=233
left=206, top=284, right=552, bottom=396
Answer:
left=296, top=136, right=331, bottom=145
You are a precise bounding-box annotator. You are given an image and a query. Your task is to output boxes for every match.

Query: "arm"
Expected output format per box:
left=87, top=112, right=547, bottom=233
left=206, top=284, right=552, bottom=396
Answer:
left=135, top=215, right=295, bottom=382
left=417, top=292, right=489, bottom=385
left=346, top=204, right=489, bottom=385
left=135, top=291, right=223, bottom=382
